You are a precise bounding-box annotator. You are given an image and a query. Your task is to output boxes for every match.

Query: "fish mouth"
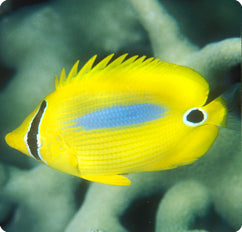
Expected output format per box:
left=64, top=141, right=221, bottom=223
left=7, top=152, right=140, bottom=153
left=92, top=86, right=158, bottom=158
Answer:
left=5, top=131, right=15, bottom=148
left=5, top=130, right=29, bottom=156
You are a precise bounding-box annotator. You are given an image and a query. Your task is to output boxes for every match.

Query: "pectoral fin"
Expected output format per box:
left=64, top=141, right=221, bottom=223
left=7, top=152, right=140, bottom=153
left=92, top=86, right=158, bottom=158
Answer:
left=80, top=174, right=131, bottom=186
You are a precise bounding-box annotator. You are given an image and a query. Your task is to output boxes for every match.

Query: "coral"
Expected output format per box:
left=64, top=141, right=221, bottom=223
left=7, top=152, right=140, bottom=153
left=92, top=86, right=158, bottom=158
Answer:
left=0, top=165, right=78, bottom=232
left=129, top=0, right=240, bottom=91
left=0, top=0, right=241, bottom=232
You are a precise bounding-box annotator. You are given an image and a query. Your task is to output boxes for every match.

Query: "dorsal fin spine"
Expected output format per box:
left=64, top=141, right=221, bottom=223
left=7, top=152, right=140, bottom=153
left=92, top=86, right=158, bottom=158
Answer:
left=66, top=60, right=80, bottom=84
left=122, top=55, right=139, bottom=66
left=59, top=68, right=67, bottom=87
left=76, top=55, right=97, bottom=78
left=55, top=54, right=161, bottom=89
left=105, top=53, right=128, bottom=70
left=90, top=54, right=114, bottom=72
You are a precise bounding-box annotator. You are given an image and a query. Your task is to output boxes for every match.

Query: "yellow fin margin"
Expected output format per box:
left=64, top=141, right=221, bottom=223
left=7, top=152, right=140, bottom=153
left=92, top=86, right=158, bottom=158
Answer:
left=80, top=174, right=131, bottom=186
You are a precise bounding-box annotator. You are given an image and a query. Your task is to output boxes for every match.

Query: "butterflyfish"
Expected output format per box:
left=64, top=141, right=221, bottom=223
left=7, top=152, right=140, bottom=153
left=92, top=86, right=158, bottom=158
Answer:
left=5, top=54, right=227, bottom=185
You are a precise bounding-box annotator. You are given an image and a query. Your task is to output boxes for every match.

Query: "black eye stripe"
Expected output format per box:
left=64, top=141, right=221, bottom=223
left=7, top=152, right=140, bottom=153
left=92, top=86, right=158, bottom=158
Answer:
left=26, top=100, right=47, bottom=160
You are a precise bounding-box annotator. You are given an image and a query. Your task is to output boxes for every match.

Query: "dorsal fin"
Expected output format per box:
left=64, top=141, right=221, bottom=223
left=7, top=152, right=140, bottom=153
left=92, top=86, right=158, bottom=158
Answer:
left=66, top=60, right=79, bottom=82
left=55, top=68, right=67, bottom=89
left=55, top=56, right=96, bottom=89
left=55, top=54, right=160, bottom=89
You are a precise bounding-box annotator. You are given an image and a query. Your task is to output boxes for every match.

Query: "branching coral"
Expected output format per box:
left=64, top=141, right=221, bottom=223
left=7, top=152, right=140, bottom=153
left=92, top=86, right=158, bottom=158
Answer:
left=0, top=0, right=241, bottom=232
left=0, top=165, right=79, bottom=232
left=129, top=0, right=240, bottom=91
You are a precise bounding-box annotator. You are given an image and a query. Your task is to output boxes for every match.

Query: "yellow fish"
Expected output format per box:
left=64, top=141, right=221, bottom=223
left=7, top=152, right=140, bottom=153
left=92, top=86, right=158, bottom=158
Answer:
left=5, top=54, right=227, bottom=185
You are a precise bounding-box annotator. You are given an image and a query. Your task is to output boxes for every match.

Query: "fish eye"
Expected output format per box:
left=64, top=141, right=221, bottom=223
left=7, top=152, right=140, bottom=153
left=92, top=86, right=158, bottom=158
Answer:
left=183, top=108, right=207, bottom=126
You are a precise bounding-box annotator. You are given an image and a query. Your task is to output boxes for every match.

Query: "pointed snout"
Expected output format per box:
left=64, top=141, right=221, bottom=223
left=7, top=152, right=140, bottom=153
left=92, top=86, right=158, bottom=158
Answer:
left=5, top=128, right=29, bottom=156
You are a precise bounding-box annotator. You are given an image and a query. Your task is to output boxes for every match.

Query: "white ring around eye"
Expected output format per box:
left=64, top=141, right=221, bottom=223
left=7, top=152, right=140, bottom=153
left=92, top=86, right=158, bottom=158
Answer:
left=183, top=107, right=207, bottom=127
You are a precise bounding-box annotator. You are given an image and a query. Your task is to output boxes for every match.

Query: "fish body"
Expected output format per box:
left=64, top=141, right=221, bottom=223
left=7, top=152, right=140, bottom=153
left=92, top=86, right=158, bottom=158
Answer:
left=5, top=54, right=227, bottom=185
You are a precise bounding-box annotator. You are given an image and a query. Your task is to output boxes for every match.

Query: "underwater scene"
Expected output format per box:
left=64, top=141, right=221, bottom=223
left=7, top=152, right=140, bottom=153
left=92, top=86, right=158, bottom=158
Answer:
left=0, top=0, right=241, bottom=232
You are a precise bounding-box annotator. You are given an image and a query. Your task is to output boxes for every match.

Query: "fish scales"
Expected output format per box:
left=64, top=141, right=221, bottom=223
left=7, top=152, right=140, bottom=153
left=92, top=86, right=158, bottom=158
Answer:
left=5, top=54, right=227, bottom=185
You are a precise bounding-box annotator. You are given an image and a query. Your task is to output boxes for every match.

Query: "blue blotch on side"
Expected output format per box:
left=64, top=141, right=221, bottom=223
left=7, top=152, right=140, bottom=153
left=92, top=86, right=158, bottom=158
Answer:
left=69, top=103, right=167, bottom=130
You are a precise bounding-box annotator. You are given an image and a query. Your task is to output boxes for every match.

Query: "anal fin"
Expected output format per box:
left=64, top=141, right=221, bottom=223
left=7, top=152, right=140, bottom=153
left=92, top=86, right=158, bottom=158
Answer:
left=80, top=174, right=131, bottom=186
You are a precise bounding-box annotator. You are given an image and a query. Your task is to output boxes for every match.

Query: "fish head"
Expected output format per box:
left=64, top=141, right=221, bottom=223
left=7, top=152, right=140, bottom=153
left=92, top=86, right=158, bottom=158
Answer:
left=5, top=100, right=47, bottom=160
